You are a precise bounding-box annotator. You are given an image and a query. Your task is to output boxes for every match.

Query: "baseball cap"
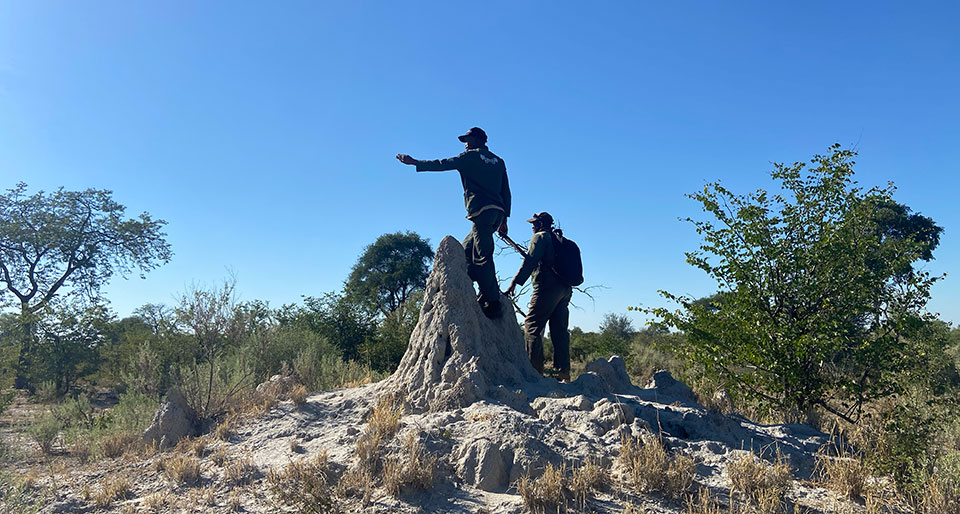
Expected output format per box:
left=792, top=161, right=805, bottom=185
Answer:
left=458, top=127, right=487, bottom=143
left=525, top=212, right=554, bottom=226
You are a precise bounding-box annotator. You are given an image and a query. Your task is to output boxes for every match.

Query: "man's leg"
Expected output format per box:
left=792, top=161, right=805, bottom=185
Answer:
left=462, top=223, right=480, bottom=284
left=525, top=283, right=564, bottom=374
left=549, top=287, right=573, bottom=379
left=470, top=210, right=503, bottom=313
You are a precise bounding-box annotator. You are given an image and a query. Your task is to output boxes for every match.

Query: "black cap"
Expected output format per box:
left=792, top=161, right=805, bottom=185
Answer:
left=458, top=127, right=487, bottom=143
left=525, top=212, right=553, bottom=226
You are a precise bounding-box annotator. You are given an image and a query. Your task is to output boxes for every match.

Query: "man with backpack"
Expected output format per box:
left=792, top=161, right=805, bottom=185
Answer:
left=504, top=212, right=582, bottom=382
left=396, top=127, right=511, bottom=319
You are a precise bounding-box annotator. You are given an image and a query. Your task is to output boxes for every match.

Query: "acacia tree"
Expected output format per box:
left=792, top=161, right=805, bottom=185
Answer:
left=344, top=232, right=433, bottom=317
left=0, top=184, right=171, bottom=387
left=653, top=145, right=943, bottom=422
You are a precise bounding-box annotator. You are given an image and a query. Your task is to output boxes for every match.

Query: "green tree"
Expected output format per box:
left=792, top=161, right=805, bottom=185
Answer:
left=0, top=183, right=171, bottom=388
left=653, top=145, right=943, bottom=422
left=278, top=292, right=377, bottom=361
left=344, top=232, right=433, bottom=317
left=32, top=304, right=110, bottom=394
left=175, top=278, right=248, bottom=419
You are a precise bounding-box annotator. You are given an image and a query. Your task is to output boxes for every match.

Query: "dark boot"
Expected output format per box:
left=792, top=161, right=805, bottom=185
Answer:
left=481, top=298, right=502, bottom=319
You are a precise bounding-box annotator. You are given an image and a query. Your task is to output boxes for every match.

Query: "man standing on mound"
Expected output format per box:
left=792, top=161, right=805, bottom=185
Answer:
left=396, top=127, right=511, bottom=319
left=504, top=212, right=572, bottom=382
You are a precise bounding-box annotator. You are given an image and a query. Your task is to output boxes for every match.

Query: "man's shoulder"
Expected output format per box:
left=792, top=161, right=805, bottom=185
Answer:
left=532, top=231, right=553, bottom=243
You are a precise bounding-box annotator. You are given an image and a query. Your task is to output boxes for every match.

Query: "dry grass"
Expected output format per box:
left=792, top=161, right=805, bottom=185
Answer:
left=228, top=491, right=244, bottom=511
left=814, top=445, right=869, bottom=500
left=684, top=487, right=724, bottom=514
left=92, top=475, right=131, bottom=508
left=101, top=431, right=140, bottom=459
left=382, top=432, right=437, bottom=496
left=143, top=491, right=167, bottom=512
left=191, top=484, right=217, bottom=506
left=210, top=446, right=230, bottom=466
left=571, top=458, right=608, bottom=507
left=224, top=453, right=259, bottom=486
left=916, top=476, right=960, bottom=514
left=71, top=434, right=92, bottom=463
left=175, top=436, right=209, bottom=458
left=620, top=435, right=696, bottom=498
left=161, top=453, right=202, bottom=485
left=517, top=462, right=569, bottom=514
left=289, top=437, right=304, bottom=453
left=290, top=384, right=308, bottom=407
left=726, top=451, right=791, bottom=514
left=214, top=413, right=238, bottom=441
left=355, top=395, right=404, bottom=473
left=267, top=451, right=337, bottom=514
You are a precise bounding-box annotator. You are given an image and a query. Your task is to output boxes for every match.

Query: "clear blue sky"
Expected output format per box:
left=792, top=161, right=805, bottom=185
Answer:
left=1, top=2, right=958, bottom=331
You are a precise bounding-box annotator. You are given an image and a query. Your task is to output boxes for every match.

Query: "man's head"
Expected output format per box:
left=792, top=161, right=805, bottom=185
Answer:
left=526, top=212, right=554, bottom=232
left=458, top=127, right=487, bottom=149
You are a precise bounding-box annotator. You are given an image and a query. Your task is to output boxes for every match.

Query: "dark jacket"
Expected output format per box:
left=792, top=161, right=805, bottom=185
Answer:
left=415, top=147, right=511, bottom=219
left=513, top=230, right=560, bottom=287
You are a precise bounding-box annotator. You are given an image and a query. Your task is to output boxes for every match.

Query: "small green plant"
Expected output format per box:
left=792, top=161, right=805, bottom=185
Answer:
left=27, top=414, right=61, bottom=455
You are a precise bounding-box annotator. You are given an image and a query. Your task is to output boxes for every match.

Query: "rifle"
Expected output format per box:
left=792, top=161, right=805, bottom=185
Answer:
left=498, top=233, right=526, bottom=255
left=497, top=233, right=528, bottom=317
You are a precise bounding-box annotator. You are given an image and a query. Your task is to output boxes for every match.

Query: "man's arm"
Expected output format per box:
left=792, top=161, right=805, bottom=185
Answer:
left=504, top=233, right=547, bottom=296
left=396, top=153, right=463, bottom=172
left=497, top=170, right=511, bottom=236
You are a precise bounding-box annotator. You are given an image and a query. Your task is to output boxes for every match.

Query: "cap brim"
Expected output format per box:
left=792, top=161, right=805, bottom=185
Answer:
left=525, top=217, right=538, bottom=223
left=457, top=134, right=470, bottom=142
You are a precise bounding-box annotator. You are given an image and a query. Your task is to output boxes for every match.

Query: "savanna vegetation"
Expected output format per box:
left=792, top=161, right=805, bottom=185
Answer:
left=2, top=145, right=959, bottom=512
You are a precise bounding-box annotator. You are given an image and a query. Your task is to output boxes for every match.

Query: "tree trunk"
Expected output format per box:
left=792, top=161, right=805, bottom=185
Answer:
left=13, top=305, right=35, bottom=390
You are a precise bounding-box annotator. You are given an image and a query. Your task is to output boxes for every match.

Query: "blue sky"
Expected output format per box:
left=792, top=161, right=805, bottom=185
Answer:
left=1, top=2, right=958, bottom=330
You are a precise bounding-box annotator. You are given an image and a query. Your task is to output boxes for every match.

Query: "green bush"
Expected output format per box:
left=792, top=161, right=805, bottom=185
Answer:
left=27, top=414, right=61, bottom=455
left=108, top=392, right=159, bottom=432
left=293, top=343, right=385, bottom=392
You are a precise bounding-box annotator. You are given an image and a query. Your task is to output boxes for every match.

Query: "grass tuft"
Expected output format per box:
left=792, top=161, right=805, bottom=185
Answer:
left=92, top=475, right=131, bottom=508
left=726, top=450, right=791, bottom=514
left=267, top=451, right=337, bottom=514
left=620, top=435, right=695, bottom=498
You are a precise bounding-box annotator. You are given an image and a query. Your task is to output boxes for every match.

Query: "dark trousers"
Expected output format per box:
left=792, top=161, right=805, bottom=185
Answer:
left=462, top=209, right=504, bottom=305
left=524, top=275, right=573, bottom=373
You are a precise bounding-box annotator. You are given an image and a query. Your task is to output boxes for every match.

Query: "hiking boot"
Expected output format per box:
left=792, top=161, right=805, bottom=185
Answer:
left=556, top=368, right=571, bottom=383
left=480, top=299, right=502, bottom=319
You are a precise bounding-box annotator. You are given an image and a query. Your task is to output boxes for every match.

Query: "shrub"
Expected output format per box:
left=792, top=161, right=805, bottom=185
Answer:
left=27, top=414, right=61, bottom=455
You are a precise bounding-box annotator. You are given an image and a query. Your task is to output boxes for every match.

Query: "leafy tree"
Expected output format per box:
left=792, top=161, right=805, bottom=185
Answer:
left=652, top=145, right=943, bottom=422
left=600, top=313, right=636, bottom=341
left=175, top=278, right=248, bottom=419
left=0, top=183, right=171, bottom=387
left=277, top=292, right=377, bottom=361
left=344, top=232, right=433, bottom=317
left=32, top=304, right=110, bottom=394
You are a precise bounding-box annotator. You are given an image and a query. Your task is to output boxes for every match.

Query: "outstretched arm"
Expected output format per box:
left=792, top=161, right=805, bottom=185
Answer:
left=396, top=154, right=417, bottom=165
